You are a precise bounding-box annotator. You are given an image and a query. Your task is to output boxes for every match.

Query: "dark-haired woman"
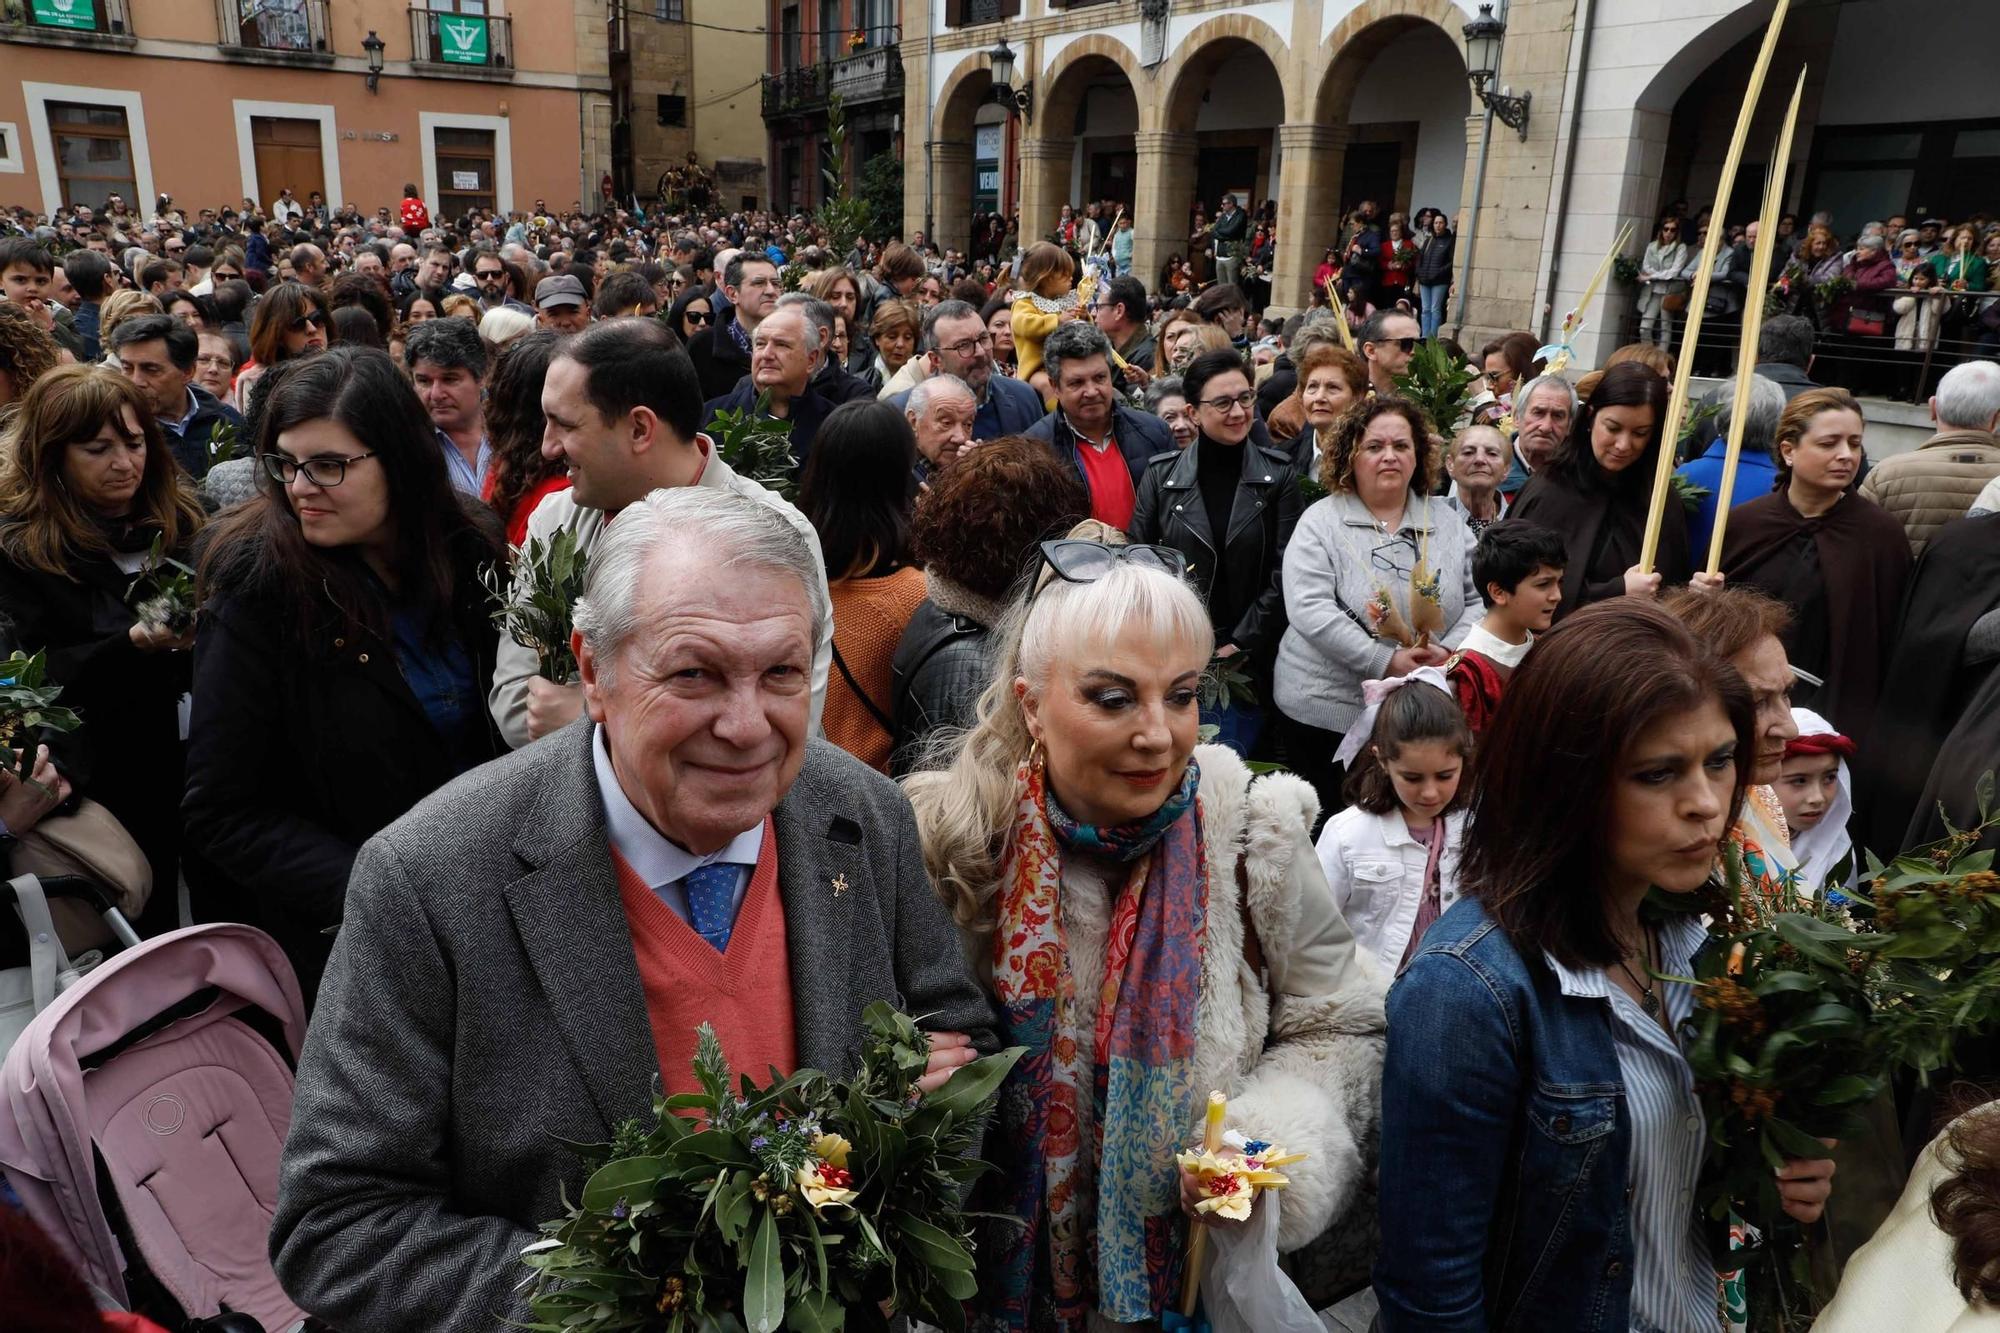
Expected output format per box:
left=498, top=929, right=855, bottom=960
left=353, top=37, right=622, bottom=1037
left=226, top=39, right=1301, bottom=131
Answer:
left=667, top=287, right=714, bottom=346
left=235, top=280, right=330, bottom=437
left=479, top=330, right=567, bottom=545
left=1130, top=347, right=1300, bottom=757
left=1376, top=599, right=1837, bottom=1333
left=890, top=436, right=1090, bottom=774
left=0, top=367, right=205, bottom=935
left=1716, top=387, right=1908, bottom=742
left=1511, top=360, right=1692, bottom=621
left=798, top=399, right=927, bottom=772
left=183, top=347, right=505, bottom=1001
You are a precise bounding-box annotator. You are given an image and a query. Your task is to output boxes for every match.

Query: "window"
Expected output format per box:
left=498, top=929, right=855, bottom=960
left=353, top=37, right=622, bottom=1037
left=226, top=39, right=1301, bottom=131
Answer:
left=780, top=5, right=800, bottom=70
left=657, top=94, right=686, bottom=127
left=818, top=0, right=841, bottom=63
left=654, top=0, right=684, bottom=19
left=434, top=125, right=496, bottom=215
left=0, top=123, right=21, bottom=175
left=48, top=101, right=136, bottom=212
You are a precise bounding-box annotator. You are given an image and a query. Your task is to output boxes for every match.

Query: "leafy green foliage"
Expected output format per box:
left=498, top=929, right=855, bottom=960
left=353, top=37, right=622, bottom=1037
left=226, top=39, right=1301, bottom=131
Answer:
left=520, top=1003, right=1024, bottom=1332
left=1670, top=472, right=1710, bottom=515
left=481, top=528, right=590, bottom=682
left=1390, top=338, right=1479, bottom=437
left=812, top=97, right=871, bottom=261
left=125, top=535, right=197, bottom=636
left=205, top=418, right=241, bottom=467
left=857, top=156, right=902, bottom=246
left=707, top=393, right=799, bottom=500
left=0, top=650, right=82, bottom=784
left=1664, top=779, right=2000, bottom=1326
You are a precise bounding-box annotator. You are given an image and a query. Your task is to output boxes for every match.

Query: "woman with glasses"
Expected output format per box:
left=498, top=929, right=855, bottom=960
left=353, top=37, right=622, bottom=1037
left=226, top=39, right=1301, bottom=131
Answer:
left=1637, top=216, right=1691, bottom=349
left=0, top=366, right=205, bottom=935
left=1130, top=348, right=1301, bottom=757
left=234, top=281, right=330, bottom=426
left=903, top=527, right=1385, bottom=1330
left=185, top=347, right=504, bottom=1003
left=1274, top=395, right=1482, bottom=818
left=191, top=329, right=242, bottom=406
left=1511, top=361, right=1693, bottom=622
left=667, top=287, right=713, bottom=346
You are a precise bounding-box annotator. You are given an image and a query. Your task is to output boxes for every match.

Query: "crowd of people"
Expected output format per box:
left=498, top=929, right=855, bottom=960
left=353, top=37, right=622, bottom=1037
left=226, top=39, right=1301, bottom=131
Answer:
left=1, top=178, right=2000, bottom=1333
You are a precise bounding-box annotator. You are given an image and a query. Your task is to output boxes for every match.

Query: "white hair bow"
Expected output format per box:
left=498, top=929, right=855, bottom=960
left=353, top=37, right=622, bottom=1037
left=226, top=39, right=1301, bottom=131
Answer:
left=1334, top=665, right=1455, bottom=769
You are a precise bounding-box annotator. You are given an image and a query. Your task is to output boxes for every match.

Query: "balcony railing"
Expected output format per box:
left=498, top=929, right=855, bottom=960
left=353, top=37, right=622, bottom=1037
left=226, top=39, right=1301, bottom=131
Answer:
left=409, top=6, right=512, bottom=72
left=217, top=0, right=331, bottom=60
left=1, top=0, right=135, bottom=43
left=763, top=33, right=903, bottom=120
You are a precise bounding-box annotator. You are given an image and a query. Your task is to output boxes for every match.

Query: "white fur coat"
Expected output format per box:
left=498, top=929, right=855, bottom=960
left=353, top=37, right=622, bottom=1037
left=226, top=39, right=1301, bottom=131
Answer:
left=1058, top=744, right=1388, bottom=1252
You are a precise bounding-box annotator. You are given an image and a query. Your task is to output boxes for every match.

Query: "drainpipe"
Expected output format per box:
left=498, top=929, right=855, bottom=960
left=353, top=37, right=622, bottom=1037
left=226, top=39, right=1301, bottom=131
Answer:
left=1453, top=102, right=1497, bottom=334
left=1534, top=0, right=1598, bottom=343
left=923, top=0, right=937, bottom=238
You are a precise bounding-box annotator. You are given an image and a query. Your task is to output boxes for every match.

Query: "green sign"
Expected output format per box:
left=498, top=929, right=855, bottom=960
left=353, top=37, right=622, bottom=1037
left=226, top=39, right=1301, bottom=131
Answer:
left=32, top=0, right=97, bottom=30
left=437, top=14, right=489, bottom=65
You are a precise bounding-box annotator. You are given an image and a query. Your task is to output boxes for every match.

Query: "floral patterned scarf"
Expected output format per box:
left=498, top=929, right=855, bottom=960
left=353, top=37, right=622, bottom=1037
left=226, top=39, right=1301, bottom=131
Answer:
left=988, top=758, right=1208, bottom=1331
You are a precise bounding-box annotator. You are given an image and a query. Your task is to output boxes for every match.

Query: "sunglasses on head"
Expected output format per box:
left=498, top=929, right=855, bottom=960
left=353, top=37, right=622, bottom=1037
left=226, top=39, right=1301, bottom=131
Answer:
left=1034, top=540, right=1188, bottom=598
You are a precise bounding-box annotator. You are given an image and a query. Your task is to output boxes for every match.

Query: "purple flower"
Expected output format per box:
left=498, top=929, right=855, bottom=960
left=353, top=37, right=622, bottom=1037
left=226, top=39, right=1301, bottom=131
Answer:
left=611, top=1197, right=630, bottom=1220
left=751, top=1136, right=769, bottom=1151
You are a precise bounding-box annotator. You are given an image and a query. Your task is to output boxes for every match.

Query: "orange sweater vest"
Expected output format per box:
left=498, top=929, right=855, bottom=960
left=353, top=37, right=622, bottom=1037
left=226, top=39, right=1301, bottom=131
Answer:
left=611, top=819, right=797, bottom=1098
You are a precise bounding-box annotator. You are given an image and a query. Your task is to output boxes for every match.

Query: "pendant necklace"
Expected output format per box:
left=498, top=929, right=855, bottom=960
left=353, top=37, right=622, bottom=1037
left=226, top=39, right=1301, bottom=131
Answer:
left=1615, top=930, right=1660, bottom=1018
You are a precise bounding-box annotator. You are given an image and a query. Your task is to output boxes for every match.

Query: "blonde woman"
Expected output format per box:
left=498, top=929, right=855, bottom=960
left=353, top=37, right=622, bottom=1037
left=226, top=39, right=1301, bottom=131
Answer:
left=904, top=524, right=1384, bottom=1330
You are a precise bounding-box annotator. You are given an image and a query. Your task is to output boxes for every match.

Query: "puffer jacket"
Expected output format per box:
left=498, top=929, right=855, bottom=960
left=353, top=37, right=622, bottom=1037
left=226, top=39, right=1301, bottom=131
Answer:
left=1857, top=428, right=2000, bottom=555
left=1274, top=492, right=1484, bottom=733
left=887, top=577, right=1001, bottom=777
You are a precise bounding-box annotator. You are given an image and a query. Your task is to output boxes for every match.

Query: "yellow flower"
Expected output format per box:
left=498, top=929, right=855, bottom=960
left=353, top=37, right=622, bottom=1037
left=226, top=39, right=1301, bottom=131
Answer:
left=796, top=1162, right=857, bottom=1215
left=811, top=1133, right=851, bottom=1168
left=1175, top=1146, right=1299, bottom=1222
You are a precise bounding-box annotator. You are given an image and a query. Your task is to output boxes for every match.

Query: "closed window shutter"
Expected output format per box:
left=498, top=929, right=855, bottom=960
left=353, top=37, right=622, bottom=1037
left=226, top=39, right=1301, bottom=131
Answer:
left=945, top=0, right=964, bottom=25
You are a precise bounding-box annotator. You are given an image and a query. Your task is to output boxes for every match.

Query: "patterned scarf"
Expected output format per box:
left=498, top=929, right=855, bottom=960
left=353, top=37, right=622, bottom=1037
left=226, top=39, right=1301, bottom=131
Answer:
left=989, top=758, right=1207, bottom=1331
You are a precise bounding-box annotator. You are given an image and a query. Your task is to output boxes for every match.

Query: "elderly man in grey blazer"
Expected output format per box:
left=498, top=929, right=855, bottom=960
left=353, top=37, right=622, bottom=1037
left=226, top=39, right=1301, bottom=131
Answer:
left=271, top=489, right=997, bottom=1332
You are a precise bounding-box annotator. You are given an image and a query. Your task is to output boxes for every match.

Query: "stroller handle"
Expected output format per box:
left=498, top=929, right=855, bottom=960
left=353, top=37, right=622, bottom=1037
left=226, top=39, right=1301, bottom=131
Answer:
left=5, top=873, right=144, bottom=950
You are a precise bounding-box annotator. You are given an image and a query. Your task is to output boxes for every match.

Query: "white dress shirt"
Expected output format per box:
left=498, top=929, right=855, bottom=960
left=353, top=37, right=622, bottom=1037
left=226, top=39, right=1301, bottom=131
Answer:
left=591, top=724, right=762, bottom=925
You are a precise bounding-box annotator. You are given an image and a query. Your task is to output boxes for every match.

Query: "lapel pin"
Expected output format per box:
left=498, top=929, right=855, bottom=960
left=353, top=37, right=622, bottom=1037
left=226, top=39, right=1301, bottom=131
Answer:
left=831, top=873, right=850, bottom=898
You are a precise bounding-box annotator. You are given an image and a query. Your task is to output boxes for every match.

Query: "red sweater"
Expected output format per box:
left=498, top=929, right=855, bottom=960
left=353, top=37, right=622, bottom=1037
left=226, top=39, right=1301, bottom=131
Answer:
left=611, top=821, right=796, bottom=1097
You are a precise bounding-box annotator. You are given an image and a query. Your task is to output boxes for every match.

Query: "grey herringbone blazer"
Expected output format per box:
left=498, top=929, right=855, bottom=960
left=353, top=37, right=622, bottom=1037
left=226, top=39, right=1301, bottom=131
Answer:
left=270, top=720, right=996, bottom=1332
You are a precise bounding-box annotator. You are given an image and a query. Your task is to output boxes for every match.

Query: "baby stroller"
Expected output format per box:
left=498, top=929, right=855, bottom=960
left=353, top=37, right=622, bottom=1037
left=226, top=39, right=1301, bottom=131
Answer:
left=0, top=873, right=311, bottom=1333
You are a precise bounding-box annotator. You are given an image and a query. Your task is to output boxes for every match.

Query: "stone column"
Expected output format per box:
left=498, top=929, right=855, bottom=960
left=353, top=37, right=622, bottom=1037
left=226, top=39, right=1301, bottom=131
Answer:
left=1270, top=122, right=1348, bottom=316
left=1131, top=129, right=1197, bottom=298
left=932, top=140, right=975, bottom=258
left=1016, top=135, right=1073, bottom=249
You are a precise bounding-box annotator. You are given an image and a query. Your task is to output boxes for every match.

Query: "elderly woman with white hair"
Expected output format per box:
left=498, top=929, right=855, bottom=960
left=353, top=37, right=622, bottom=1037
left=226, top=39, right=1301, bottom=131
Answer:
left=904, top=525, right=1385, bottom=1329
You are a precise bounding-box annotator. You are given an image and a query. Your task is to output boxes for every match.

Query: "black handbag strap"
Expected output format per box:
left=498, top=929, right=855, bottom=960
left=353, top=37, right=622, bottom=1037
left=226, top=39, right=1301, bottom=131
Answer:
left=830, top=640, right=895, bottom=739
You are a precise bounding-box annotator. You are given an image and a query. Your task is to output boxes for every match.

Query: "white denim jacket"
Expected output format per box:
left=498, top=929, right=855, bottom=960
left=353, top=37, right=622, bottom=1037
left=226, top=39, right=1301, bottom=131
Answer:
left=1314, top=805, right=1466, bottom=975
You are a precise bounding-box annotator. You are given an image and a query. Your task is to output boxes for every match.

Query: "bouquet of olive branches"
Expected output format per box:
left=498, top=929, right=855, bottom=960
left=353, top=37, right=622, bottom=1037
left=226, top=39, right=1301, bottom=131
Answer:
left=706, top=392, right=799, bottom=500
left=520, top=1004, right=1022, bottom=1333
left=125, top=535, right=197, bottom=636
left=482, top=528, right=590, bottom=682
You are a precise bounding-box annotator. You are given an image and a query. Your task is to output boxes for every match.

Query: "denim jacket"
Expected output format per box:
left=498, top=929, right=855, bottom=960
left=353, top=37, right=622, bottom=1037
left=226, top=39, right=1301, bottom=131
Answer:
left=1375, top=896, right=1638, bottom=1332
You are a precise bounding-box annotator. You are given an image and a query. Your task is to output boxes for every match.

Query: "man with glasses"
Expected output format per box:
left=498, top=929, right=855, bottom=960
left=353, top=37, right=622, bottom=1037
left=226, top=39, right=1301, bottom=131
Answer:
left=470, top=246, right=530, bottom=315
left=889, top=301, right=1043, bottom=441
left=1358, top=308, right=1421, bottom=399
left=1024, top=321, right=1171, bottom=529
left=688, top=252, right=782, bottom=400
left=405, top=318, right=492, bottom=497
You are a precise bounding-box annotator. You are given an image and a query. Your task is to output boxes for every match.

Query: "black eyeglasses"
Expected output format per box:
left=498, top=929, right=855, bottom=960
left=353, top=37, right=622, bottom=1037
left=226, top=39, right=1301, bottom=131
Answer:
left=1199, top=390, right=1257, bottom=413
left=290, top=310, right=327, bottom=332
left=475, top=269, right=506, bottom=281
left=684, top=309, right=712, bottom=324
left=262, top=451, right=375, bottom=487
left=1036, top=540, right=1188, bottom=593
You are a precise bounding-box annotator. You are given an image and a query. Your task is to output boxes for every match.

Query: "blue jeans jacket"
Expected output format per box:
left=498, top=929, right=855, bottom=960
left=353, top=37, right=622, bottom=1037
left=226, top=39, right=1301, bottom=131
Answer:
left=1375, top=897, right=1637, bottom=1332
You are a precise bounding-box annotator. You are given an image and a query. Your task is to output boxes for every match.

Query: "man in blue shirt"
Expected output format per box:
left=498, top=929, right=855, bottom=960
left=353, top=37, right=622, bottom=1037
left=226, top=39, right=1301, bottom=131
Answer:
left=406, top=318, right=491, bottom=497
left=1676, top=373, right=1786, bottom=561
left=63, top=249, right=112, bottom=363
left=887, top=301, right=1043, bottom=440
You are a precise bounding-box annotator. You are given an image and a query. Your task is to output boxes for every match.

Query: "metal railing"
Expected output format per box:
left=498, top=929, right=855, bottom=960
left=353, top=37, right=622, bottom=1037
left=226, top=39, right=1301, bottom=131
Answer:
left=762, top=65, right=831, bottom=118
left=762, top=31, right=903, bottom=119
left=408, top=6, right=512, bottom=70
left=1, top=0, right=134, bottom=38
left=217, top=0, right=329, bottom=54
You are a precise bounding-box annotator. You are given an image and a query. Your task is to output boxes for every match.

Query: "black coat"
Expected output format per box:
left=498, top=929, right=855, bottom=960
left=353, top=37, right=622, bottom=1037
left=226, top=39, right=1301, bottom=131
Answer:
left=182, top=528, right=505, bottom=1001
left=888, top=598, right=994, bottom=777
left=0, top=537, right=191, bottom=934
left=164, top=385, right=243, bottom=481
left=1256, top=355, right=1297, bottom=420
left=687, top=319, right=753, bottom=401
left=1511, top=469, right=1693, bottom=622
left=1128, top=425, right=1301, bottom=674
left=1414, top=229, right=1457, bottom=285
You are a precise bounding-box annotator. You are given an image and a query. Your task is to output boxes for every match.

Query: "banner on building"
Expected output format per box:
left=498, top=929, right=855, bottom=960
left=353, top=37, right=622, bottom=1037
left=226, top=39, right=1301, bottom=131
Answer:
left=438, top=14, right=489, bottom=64
left=33, top=0, right=98, bottom=30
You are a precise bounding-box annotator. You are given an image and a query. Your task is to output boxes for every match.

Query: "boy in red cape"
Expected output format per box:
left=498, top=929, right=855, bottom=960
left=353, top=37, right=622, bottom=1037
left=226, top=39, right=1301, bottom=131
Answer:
left=1445, top=520, right=1567, bottom=734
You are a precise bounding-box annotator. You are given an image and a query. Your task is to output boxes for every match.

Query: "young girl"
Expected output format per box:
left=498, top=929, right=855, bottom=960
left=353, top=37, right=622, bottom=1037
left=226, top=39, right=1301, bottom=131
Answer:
left=1314, top=667, right=1472, bottom=974
left=1010, top=241, right=1089, bottom=404
left=1774, top=707, right=1856, bottom=896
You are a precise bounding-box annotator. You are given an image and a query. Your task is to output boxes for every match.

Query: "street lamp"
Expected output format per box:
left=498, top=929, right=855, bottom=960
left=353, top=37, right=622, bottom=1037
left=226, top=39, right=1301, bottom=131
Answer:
left=1462, top=4, right=1530, bottom=141
left=986, top=38, right=1032, bottom=124
left=363, top=29, right=386, bottom=94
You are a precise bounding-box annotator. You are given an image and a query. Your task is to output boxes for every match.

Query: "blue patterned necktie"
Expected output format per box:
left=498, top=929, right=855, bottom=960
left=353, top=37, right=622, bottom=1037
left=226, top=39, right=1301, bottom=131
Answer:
left=681, top=862, right=739, bottom=954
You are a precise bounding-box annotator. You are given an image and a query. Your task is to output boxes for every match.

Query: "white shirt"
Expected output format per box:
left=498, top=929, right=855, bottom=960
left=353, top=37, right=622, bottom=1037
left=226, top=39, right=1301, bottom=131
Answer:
left=271, top=196, right=303, bottom=223
left=1458, top=622, right=1533, bottom=670
left=1315, top=806, right=1464, bottom=974
left=591, top=723, right=762, bottom=925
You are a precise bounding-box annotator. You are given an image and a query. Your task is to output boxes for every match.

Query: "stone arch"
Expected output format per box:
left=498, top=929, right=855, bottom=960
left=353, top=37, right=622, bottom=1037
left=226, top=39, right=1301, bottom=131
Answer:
left=1020, top=36, right=1143, bottom=225
left=1155, top=15, right=1290, bottom=137
left=928, top=50, right=999, bottom=258
left=934, top=49, right=995, bottom=137
left=1314, top=0, right=1468, bottom=124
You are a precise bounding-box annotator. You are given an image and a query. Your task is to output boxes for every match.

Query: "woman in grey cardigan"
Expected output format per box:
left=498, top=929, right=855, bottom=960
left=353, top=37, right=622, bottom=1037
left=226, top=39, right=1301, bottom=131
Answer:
left=1274, top=397, right=1483, bottom=815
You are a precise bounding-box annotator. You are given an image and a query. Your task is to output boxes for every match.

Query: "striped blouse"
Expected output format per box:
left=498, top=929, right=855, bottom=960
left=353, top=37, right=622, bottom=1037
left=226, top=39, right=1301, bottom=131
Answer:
left=1545, top=913, right=1714, bottom=1333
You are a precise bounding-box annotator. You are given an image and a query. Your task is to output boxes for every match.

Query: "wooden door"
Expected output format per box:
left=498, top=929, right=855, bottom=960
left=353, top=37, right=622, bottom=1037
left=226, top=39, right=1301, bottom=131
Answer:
left=252, top=117, right=324, bottom=207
